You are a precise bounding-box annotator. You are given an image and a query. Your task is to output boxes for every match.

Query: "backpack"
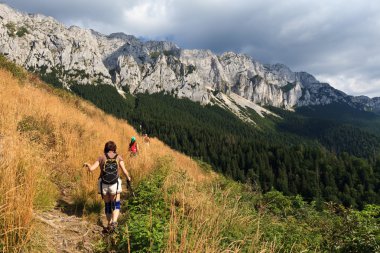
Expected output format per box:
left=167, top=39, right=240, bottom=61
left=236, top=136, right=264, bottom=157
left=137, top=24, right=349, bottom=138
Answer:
left=101, top=153, right=119, bottom=184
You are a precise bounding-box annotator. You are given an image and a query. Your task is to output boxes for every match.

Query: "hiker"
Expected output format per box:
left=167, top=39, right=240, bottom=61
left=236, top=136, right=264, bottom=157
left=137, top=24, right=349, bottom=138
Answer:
left=84, top=141, right=131, bottom=232
left=128, top=136, right=139, bottom=157
left=143, top=134, right=150, bottom=145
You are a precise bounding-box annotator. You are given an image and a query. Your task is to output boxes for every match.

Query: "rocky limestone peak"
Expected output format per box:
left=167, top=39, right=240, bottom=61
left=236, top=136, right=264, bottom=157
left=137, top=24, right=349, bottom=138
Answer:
left=0, top=3, right=25, bottom=22
left=220, top=51, right=252, bottom=61
left=264, top=63, right=296, bottom=83
left=0, top=3, right=379, bottom=116
left=295, top=72, right=319, bottom=87
left=144, top=40, right=179, bottom=53
left=351, top=96, right=380, bottom=113
left=108, top=32, right=138, bottom=42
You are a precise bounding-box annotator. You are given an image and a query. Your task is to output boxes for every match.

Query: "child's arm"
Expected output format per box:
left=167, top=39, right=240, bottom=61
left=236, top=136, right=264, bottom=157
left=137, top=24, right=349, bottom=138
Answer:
left=119, top=160, right=131, bottom=181
left=84, top=160, right=100, bottom=172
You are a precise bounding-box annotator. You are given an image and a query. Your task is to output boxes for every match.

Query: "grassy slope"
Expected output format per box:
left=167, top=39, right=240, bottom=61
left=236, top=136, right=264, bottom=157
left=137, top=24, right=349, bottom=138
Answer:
left=0, top=60, right=276, bottom=252
left=0, top=67, right=206, bottom=251
left=0, top=61, right=379, bottom=252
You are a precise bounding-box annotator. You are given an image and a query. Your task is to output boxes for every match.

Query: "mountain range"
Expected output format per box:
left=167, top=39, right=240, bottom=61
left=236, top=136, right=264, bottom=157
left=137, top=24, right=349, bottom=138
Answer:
left=1, top=1, right=380, bottom=218
left=1, top=3, right=379, bottom=120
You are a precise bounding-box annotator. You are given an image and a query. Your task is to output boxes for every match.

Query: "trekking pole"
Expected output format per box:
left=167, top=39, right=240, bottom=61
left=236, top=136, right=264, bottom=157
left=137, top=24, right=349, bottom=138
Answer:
left=126, top=179, right=136, bottom=198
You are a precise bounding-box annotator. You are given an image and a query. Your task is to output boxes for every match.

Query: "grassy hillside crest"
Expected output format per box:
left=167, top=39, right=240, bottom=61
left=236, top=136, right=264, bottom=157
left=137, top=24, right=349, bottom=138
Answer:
left=0, top=56, right=379, bottom=252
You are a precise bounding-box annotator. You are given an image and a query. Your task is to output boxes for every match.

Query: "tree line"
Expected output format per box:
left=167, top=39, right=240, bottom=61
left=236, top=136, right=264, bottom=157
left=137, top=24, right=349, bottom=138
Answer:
left=71, top=84, right=380, bottom=208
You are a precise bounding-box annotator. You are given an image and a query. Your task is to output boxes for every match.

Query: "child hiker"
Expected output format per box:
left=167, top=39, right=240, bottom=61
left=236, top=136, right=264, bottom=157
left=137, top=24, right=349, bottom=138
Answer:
left=128, top=136, right=139, bottom=157
left=84, top=141, right=131, bottom=232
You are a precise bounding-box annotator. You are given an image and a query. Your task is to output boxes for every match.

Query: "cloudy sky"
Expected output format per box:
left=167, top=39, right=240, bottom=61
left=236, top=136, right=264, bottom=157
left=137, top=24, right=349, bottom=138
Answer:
left=5, top=0, right=380, bottom=97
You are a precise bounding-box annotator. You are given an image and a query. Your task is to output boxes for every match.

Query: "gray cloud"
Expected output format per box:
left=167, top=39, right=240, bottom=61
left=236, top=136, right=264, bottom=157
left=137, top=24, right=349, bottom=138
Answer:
left=4, top=0, right=380, bottom=97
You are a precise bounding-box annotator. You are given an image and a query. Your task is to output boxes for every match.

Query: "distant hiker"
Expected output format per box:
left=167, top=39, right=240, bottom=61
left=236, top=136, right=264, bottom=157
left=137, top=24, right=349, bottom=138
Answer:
left=84, top=141, right=131, bottom=233
left=128, top=136, right=139, bottom=157
left=143, top=134, right=150, bottom=145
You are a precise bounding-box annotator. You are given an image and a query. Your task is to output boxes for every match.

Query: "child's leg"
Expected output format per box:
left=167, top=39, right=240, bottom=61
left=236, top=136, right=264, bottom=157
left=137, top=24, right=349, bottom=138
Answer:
left=111, top=193, right=121, bottom=223
left=103, top=194, right=112, bottom=225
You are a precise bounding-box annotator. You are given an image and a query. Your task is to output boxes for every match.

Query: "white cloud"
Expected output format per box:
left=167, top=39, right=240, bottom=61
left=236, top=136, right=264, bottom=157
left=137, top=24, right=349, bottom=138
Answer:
left=317, top=74, right=380, bottom=97
left=121, top=0, right=174, bottom=36
left=4, top=0, right=380, bottom=97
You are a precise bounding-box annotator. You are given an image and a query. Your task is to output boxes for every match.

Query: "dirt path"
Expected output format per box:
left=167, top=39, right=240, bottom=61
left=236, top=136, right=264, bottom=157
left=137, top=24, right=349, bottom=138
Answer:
left=34, top=208, right=104, bottom=253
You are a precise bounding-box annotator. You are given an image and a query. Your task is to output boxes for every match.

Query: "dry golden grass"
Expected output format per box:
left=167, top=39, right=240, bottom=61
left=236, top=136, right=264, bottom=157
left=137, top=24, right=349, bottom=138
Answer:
left=0, top=68, right=280, bottom=252
left=0, top=69, right=209, bottom=252
left=162, top=166, right=279, bottom=253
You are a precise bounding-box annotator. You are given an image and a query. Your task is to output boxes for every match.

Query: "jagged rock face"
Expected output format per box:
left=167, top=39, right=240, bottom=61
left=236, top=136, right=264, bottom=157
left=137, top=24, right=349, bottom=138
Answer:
left=219, top=53, right=303, bottom=108
left=115, top=55, right=141, bottom=91
left=0, top=3, right=378, bottom=111
left=0, top=6, right=112, bottom=87
left=351, top=96, right=380, bottom=113
left=370, top=98, right=380, bottom=113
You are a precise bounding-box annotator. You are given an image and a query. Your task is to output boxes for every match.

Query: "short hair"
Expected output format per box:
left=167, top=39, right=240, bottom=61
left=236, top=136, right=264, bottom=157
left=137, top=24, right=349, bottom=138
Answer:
left=104, top=141, right=117, bottom=153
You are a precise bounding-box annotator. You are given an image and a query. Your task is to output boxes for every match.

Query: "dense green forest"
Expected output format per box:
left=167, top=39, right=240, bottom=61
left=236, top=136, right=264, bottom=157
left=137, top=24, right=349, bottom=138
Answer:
left=270, top=105, right=380, bottom=159
left=70, top=84, right=380, bottom=209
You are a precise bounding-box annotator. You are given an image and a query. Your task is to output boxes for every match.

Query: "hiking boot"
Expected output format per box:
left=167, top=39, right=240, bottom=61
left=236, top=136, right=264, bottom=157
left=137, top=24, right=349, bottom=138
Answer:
left=102, top=226, right=110, bottom=234
left=108, top=222, right=118, bottom=233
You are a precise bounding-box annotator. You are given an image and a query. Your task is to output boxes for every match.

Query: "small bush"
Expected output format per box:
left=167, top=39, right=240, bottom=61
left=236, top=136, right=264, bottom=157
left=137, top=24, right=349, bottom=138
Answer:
left=163, top=50, right=176, bottom=57
left=186, top=64, right=196, bottom=76
left=16, top=26, right=29, bottom=37
left=149, top=51, right=161, bottom=60
left=261, top=190, right=292, bottom=217
left=38, top=65, right=64, bottom=88
left=5, top=22, right=16, bottom=36
left=17, top=115, right=56, bottom=147
left=325, top=204, right=380, bottom=252
left=93, top=239, right=107, bottom=253
left=0, top=54, right=27, bottom=80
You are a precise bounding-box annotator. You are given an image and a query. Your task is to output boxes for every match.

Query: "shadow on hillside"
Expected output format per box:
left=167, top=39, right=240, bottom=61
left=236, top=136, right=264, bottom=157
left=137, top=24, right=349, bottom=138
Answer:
left=56, top=199, right=85, bottom=217
left=56, top=198, right=102, bottom=218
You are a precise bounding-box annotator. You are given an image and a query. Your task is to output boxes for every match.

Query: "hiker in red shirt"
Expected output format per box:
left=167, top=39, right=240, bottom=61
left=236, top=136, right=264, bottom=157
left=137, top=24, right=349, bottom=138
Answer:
left=128, top=136, right=139, bottom=157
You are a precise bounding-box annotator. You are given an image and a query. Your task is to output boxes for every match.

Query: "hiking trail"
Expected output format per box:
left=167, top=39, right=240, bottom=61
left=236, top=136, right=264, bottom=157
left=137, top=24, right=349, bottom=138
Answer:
left=34, top=205, right=104, bottom=252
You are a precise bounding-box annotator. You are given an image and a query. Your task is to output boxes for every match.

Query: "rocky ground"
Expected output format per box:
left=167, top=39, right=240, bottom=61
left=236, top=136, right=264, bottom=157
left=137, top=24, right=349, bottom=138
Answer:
left=33, top=208, right=104, bottom=253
